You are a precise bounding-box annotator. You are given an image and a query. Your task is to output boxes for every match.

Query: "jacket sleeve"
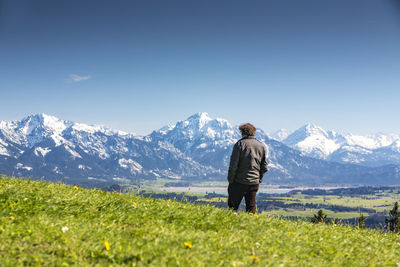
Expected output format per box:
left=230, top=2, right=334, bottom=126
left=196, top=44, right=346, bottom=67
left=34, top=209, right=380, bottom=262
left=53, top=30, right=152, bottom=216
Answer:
left=259, top=148, right=268, bottom=183
left=227, top=142, right=240, bottom=183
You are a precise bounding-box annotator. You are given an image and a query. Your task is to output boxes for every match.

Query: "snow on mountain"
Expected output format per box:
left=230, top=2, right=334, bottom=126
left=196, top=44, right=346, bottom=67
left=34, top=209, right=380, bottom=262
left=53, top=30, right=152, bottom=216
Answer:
left=0, top=114, right=77, bottom=151
left=282, top=124, right=400, bottom=166
left=389, top=140, right=400, bottom=153
left=34, top=147, right=51, bottom=157
left=150, top=112, right=239, bottom=169
left=0, top=113, right=399, bottom=186
left=0, top=138, right=10, bottom=156
left=282, top=123, right=343, bottom=159
left=152, top=112, right=238, bottom=143
left=270, top=129, right=292, bottom=142
left=0, top=113, right=218, bottom=184
left=344, top=133, right=399, bottom=150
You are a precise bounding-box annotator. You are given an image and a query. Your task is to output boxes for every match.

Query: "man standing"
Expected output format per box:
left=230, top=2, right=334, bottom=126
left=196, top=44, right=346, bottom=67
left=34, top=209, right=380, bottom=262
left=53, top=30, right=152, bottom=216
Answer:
left=227, top=123, right=268, bottom=213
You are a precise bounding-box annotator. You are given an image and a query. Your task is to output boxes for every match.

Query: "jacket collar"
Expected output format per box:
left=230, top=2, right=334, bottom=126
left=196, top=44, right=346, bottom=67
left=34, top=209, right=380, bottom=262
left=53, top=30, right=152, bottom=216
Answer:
left=242, top=135, right=256, bottom=140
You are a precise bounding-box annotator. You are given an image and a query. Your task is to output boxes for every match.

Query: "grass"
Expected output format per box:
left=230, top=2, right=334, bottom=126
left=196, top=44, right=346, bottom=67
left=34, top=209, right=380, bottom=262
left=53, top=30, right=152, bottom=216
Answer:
left=1, top=176, right=400, bottom=266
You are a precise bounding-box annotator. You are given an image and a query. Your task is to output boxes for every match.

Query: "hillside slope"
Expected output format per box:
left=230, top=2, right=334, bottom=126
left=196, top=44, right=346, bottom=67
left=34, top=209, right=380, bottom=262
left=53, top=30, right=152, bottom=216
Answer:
left=1, top=176, right=400, bottom=266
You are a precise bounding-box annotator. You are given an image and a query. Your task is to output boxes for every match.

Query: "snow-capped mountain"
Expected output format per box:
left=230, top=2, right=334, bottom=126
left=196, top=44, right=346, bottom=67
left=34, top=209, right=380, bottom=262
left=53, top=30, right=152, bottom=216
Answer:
left=282, top=123, right=344, bottom=160
left=270, top=129, right=292, bottom=142
left=0, top=113, right=399, bottom=186
left=150, top=112, right=238, bottom=170
left=0, top=114, right=214, bottom=185
left=278, top=123, right=400, bottom=167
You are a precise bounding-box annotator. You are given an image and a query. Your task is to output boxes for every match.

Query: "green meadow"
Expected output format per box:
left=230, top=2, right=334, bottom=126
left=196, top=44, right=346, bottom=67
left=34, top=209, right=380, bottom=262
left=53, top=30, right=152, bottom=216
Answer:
left=1, top=176, right=400, bottom=266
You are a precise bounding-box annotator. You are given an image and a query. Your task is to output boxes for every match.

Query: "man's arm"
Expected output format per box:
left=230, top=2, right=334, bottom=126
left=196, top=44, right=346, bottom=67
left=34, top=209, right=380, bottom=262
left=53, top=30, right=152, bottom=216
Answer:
left=227, top=142, right=240, bottom=184
left=259, top=149, right=268, bottom=183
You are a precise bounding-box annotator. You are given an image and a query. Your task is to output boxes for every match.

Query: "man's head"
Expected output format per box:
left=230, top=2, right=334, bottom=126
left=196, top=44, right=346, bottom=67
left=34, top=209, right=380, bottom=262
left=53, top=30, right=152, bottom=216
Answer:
left=238, top=123, right=256, bottom=138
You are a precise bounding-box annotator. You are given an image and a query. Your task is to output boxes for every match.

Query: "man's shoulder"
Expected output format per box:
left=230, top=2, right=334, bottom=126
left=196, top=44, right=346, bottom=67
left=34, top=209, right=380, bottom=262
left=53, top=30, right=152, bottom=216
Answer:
left=238, top=137, right=265, bottom=146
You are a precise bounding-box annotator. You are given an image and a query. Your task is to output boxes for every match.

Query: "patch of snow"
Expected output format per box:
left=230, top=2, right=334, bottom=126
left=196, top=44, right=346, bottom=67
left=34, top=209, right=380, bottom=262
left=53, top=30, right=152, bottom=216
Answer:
left=296, top=136, right=341, bottom=158
left=15, top=163, right=32, bottom=171
left=197, top=143, right=208, bottom=149
left=72, top=123, right=129, bottom=136
left=64, top=145, right=82, bottom=159
left=0, top=143, right=9, bottom=156
left=118, top=158, right=143, bottom=174
left=34, top=147, right=51, bottom=157
left=149, top=170, right=160, bottom=177
left=270, top=129, right=292, bottom=141
left=390, top=141, right=400, bottom=152
left=53, top=166, right=61, bottom=174
left=158, top=124, right=176, bottom=135
left=267, top=162, right=290, bottom=176
left=345, top=134, right=399, bottom=150
left=78, top=164, right=92, bottom=170
left=0, top=138, right=8, bottom=146
left=339, top=145, right=372, bottom=154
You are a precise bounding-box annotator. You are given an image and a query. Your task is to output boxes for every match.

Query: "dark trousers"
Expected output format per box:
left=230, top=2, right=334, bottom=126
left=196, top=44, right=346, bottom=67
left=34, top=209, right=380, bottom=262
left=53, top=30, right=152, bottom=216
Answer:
left=228, top=181, right=259, bottom=213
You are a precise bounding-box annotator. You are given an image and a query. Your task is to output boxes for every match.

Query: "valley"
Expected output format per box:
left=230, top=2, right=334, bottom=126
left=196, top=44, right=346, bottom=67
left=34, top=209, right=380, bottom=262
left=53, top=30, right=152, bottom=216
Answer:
left=130, top=184, right=400, bottom=229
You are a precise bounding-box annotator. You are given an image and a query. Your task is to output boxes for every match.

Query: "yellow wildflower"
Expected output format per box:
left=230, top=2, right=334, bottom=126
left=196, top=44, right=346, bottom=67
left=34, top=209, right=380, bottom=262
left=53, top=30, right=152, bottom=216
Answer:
left=74, top=186, right=79, bottom=190
left=184, top=242, right=193, bottom=249
left=132, top=202, right=137, bottom=208
left=251, top=255, right=260, bottom=264
left=104, top=241, right=111, bottom=251
left=10, top=216, right=15, bottom=220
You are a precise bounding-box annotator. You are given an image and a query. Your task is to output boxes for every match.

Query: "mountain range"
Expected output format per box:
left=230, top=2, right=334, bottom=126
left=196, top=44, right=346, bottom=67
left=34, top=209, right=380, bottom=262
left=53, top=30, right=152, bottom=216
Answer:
left=0, top=113, right=399, bottom=186
left=273, top=124, right=400, bottom=167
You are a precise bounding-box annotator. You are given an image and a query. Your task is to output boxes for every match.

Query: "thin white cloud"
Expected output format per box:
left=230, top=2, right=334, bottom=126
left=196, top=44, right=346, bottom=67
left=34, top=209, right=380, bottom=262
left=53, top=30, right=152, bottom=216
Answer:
left=67, top=74, right=91, bottom=83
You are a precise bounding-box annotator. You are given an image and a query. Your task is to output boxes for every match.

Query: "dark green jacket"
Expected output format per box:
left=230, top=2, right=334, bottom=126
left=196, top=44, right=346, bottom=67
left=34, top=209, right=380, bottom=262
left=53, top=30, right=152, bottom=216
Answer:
left=227, top=136, right=268, bottom=185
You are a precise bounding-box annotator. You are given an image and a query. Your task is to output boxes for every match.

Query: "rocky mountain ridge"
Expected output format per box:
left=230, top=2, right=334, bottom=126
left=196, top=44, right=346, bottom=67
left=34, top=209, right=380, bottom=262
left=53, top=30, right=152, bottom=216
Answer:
left=274, top=123, right=400, bottom=167
left=0, top=113, right=399, bottom=186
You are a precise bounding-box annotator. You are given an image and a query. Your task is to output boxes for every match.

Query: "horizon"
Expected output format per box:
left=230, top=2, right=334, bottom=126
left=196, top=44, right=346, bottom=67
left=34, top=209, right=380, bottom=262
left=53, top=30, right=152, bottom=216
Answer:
left=2, top=0, right=400, bottom=135
left=2, top=111, right=399, bottom=137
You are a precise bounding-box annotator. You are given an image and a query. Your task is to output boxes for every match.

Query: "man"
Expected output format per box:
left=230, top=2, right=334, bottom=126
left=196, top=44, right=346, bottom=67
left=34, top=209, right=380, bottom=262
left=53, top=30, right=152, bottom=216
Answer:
left=227, top=123, right=268, bottom=213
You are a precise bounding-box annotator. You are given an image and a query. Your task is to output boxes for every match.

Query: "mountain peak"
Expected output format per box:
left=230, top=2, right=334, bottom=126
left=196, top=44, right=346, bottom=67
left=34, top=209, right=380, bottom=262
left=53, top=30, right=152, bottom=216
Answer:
left=303, top=123, right=323, bottom=131
left=270, top=129, right=292, bottom=141
left=184, top=112, right=213, bottom=129
left=20, top=113, right=72, bottom=134
left=283, top=123, right=331, bottom=149
left=23, top=113, right=60, bottom=122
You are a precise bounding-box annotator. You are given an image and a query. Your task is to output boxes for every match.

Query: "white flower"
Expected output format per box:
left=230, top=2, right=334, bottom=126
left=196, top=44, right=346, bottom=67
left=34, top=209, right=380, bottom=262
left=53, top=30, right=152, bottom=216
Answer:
left=255, top=242, right=260, bottom=246
left=319, top=238, right=323, bottom=241
left=367, top=247, right=371, bottom=250
left=234, top=212, right=238, bottom=216
left=62, top=226, right=69, bottom=233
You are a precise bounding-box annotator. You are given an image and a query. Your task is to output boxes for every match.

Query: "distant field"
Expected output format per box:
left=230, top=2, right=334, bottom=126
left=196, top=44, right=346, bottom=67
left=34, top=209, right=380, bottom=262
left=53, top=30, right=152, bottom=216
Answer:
left=265, top=209, right=361, bottom=220
left=137, top=184, right=400, bottom=227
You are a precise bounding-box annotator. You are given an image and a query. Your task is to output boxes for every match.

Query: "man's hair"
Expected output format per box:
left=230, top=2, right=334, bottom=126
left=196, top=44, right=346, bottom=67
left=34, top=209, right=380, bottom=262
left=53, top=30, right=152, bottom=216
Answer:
left=239, top=123, right=256, bottom=137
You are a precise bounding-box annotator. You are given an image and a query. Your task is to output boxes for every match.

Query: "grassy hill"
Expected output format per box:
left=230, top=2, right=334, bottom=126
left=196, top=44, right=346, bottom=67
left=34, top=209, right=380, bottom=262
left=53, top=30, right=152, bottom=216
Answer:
left=1, top=176, right=400, bottom=266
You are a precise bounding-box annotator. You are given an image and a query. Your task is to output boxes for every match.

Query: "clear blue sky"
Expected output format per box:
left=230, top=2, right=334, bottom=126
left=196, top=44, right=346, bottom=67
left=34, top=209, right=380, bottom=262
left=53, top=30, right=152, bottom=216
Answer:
left=1, top=0, right=400, bottom=135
